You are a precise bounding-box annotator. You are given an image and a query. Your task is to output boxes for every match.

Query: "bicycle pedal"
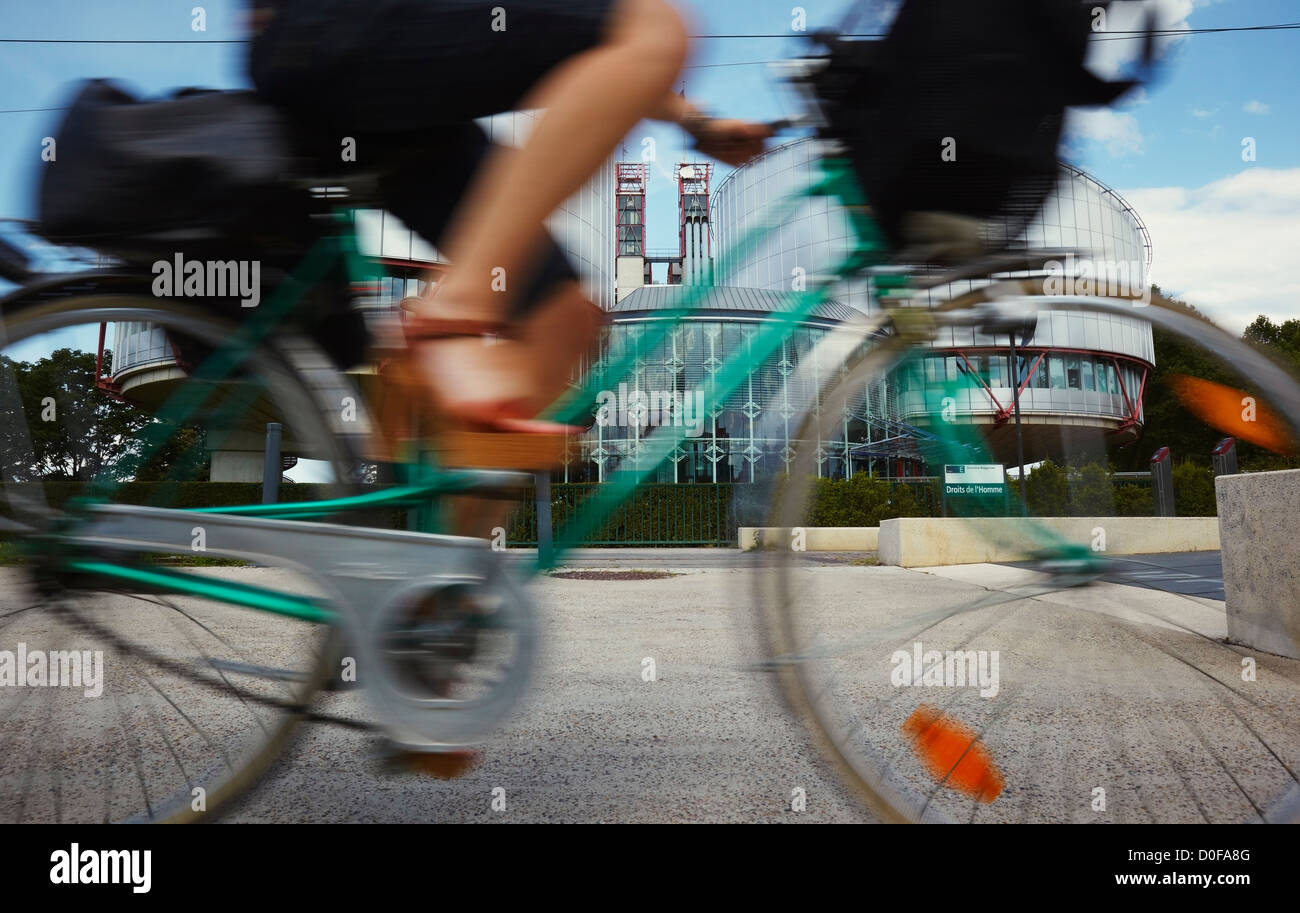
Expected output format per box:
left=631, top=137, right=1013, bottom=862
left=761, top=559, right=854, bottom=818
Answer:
left=379, top=743, right=480, bottom=779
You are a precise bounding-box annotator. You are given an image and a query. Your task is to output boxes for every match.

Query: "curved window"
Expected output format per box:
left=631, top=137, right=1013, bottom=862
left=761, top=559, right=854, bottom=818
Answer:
left=1048, top=357, right=1066, bottom=389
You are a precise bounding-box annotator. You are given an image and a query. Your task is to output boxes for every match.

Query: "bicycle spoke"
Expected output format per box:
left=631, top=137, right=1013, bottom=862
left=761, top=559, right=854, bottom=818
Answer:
left=113, top=692, right=155, bottom=822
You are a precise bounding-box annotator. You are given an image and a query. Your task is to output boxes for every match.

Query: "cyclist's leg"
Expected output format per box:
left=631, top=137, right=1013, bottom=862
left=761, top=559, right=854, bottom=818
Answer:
left=249, top=0, right=680, bottom=420
left=375, top=125, right=605, bottom=536
left=376, top=123, right=606, bottom=421
left=411, top=0, right=687, bottom=420
left=428, top=0, right=689, bottom=318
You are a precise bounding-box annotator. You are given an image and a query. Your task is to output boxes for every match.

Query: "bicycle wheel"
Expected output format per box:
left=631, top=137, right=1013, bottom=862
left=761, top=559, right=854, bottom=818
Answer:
left=0, top=292, right=367, bottom=822
left=758, top=293, right=1300, bottom=823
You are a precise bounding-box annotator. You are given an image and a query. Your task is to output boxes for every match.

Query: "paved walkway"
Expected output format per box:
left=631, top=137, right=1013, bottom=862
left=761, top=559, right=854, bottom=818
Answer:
left=10, top=548, right=1292, bottom=824
left=514, top=547, right=1228, bottom=600
left=1096, top=551, right=1224, bottom=601
left=222, top=558, right=1295, bottom=823
left=1005, top=550, right=1225, bottom=600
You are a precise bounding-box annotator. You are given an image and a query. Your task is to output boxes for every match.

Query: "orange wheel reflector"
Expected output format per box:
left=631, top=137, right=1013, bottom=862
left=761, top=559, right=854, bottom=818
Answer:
left=1168, top=374, right=1295, bottom=454
left=902, top=704, right=1004, bottom=804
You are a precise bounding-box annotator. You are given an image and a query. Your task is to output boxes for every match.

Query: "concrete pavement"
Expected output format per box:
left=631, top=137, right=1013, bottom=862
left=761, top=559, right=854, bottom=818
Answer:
left=226, top=553, right=1297, bottom=823
left=3, top=551, right=1296, bottom=823
left=226, top=564, right=869, bottom=823
left=1097, top=551, right=1225, bottom=601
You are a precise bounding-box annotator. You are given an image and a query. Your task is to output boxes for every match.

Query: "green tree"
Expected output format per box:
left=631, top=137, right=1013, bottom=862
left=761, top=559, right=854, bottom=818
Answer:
left=1243, top=314, right=1300, bottom=371
left=1068, top=462, right=1113, bottom=516
left=1022, top=460, right=1069, bottom=516
left=1172, top=460, right=1216, bottom=516
left=1, top=348, right=209, bottom=482
left=1113, top=291, right=1300, bottom=472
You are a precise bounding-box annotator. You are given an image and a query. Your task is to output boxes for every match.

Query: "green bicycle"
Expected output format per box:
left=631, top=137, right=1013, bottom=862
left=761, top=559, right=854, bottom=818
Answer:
left=2, top=45, right=1299, bottom=824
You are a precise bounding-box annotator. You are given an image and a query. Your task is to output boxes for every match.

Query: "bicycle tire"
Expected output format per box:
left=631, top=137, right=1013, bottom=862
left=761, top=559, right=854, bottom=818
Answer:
left=0, top=292, right=366, bottom=823
left=758, top=293, right=1300, bottom=823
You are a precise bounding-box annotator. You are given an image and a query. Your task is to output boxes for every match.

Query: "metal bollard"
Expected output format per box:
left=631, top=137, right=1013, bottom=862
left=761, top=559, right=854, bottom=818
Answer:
left=262, top=423, right=282, bottom=504
left=1212, top=436, right=1238, bottom=477
left=535, top=471, right=553, bottom=569
left=1150, top=446, right=1174, bottom=517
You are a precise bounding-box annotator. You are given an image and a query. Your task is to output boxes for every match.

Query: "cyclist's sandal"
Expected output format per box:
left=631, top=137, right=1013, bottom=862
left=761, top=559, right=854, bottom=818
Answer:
left=390, top=303, right=582, bottom=470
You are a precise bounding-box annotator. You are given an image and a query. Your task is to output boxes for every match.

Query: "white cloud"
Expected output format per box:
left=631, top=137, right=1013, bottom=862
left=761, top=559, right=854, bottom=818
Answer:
left=1066, top=108, right=1144, bottom=157
left=1121, top=168, right=1300, bottom=331
left=1085, top=0, right=1196, bottom=79
left=1244, top=100, right=1270, bottom=115
left=1191, top=108, right=1213, bottom=118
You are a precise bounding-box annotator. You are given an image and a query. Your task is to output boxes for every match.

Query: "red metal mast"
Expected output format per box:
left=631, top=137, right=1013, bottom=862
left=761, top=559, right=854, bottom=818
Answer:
left=616, top=163, right=647, bottom=261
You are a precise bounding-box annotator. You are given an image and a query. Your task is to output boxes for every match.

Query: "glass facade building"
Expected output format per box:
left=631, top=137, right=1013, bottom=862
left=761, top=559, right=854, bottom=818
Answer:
left=566, top=286, right=918, bottom=483
left=711, top=141, right=1150, bottom=308
left=708, top=139, right=1156, bottom=465
left=107, top=128, right=1154, bottom=482
left=711, top=139, right=867, bottom=309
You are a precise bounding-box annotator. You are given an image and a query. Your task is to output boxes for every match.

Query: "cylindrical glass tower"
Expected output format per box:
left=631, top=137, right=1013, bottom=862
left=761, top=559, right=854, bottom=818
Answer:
left=709, top=138, right=1156, bottom=463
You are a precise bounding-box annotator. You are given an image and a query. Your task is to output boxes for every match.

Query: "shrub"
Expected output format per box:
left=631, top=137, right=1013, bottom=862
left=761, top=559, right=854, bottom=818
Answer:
left=1172, top=461, right=1217, bottom=516
left=806, top=473, right=936, bottom=527
left=1023, top=460, right=1069, bottom=516
left=1068, top=462, right=1113, bottom=516
left=1112, top=484, right=1153, bottom=516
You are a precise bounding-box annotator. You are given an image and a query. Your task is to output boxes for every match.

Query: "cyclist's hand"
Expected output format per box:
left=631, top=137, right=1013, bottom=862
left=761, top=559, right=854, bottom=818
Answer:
left=689, top=119, right=772, bottom=166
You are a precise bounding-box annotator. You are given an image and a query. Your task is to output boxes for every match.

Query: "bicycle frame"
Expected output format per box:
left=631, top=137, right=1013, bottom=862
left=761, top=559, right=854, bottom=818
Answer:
left=17, top=146, right=1106, bottom=624
left=6, top=150, right=895, bottom=618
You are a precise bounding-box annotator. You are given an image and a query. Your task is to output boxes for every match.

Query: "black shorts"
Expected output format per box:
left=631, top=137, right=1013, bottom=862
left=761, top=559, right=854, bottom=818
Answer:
left=248, top=0, right=617, bottom=314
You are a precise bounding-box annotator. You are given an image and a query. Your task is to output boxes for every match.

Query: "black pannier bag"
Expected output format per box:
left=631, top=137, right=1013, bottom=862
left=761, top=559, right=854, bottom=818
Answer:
left=38, top=79, right=312, bottom=258
left=36, top=79, right=370, bottom=369
left=813, top=0, right=1144, bottom=253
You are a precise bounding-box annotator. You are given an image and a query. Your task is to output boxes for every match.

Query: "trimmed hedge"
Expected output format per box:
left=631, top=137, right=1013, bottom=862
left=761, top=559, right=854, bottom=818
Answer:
left=4, top=481, right=748, bottom=546
left=1005, top=459, right=1218, bottom=517
left=507, top=483, right=740, bottom=545
left=8, top=481, right=336, bottom=512
left=806, top=473, right=935, bottom=527
left=1172, top=461, right=1217, bottom=517
left=0, top=462, right=1221, bottom=550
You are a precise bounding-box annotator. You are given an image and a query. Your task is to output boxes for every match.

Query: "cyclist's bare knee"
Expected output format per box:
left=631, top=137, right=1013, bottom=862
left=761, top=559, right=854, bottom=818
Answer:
left=606, top=0, right=690, bottom=78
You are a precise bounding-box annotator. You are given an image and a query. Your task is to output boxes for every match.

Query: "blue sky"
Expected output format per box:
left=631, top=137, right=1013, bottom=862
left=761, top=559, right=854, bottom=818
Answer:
left=1, top=0, right=1298, bottom=331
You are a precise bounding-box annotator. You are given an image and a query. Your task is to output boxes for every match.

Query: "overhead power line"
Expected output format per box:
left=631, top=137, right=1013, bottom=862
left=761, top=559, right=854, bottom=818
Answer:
left=0, top=18, right=1295, bottom=115
left=0, top=58, right=775, bottom=114
left=0, top=38, right=242, bottom=43
left=696, top=22, right=1300, bottom=38
left=1, top=21, right=1298, bottom=44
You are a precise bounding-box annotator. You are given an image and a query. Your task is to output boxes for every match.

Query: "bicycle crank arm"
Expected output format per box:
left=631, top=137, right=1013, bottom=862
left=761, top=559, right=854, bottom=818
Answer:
left=64, top=503, right=537, bottom=751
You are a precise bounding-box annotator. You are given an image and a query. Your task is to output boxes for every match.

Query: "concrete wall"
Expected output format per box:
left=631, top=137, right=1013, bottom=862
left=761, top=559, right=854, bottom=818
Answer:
left=877, top=517, right=1219, bottom=568
left=210, top=450, right=265, bottom=483
left=1217, top=470, right=1300, bottom=659
left=737, top=527, right=879, bottom=552
left=615, top=256, right=644, bottom=303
